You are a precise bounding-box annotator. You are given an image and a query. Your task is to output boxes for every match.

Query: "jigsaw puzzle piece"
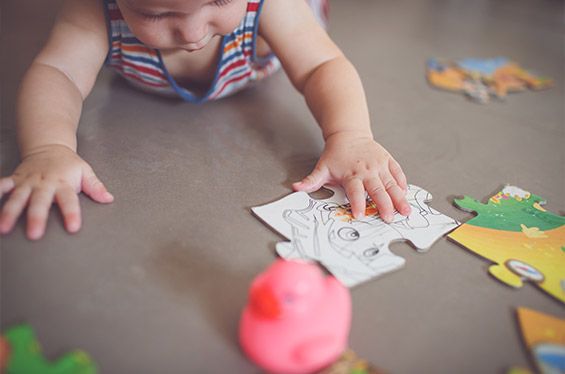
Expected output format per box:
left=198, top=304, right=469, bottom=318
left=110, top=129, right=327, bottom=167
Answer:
left=515, top=308, right=565, bottom=374
left=278, top=240, right=402, bottom=288
left=426, top=58, right=467, bottom=92
left=2, top=324, right=96, bottom=374
left=453, top=195, right=488, bottom=214
left=457, top=57, right=510, bottom=78
left=275, top=195, right=410, bottom=287
left=489, top=264, right=523, bottom=288
left=449, top=186, right=565, bottom=303
left=427, top=57, right=553, bottom=103
left=318, top=185, right=348, bottom=205
left=393, top=186, right=460, bottom=250
left=255, top=185, right=457, bottom=287
left=318, top=349, right=384, bottom=374
left=275, top=215, right=407, bottom=288
left=495, top=63, right=553, bottom=92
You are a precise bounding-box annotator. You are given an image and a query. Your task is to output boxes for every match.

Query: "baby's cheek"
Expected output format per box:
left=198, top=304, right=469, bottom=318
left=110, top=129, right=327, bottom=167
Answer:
left=216, top=3, right=247, bottom=35
left=128, top=23, right=172, bottom=49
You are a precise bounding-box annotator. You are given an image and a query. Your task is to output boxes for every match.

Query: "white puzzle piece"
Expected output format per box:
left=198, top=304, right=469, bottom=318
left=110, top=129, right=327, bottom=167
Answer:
left=253, top=185, right=459, bottom=287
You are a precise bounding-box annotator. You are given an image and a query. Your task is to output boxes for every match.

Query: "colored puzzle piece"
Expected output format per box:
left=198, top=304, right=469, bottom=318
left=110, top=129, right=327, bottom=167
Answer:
left=1, top=324, right=96, bottom=374
left=506, top=367, right=533, bottom=374
left=253, top=185, right=459, bottom=287
left=319, top=349, right=383, bottom=374
left=448, top=186, right=565, bottom=303
left=515, top=307, right=565, bottom=374
left=426, top=57, right=553, bottom=103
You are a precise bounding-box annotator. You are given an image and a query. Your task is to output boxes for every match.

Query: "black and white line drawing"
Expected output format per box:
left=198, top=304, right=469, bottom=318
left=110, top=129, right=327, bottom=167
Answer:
left=253, top=185, right=459, bottom=287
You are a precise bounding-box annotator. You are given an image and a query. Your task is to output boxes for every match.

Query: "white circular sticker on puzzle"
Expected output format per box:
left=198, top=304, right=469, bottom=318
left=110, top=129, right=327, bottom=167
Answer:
left=506, top=259, right=545, bottom=283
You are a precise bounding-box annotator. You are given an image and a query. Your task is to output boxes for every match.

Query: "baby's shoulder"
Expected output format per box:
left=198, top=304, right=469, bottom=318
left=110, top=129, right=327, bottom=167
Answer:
left=57, top=0, right=107, bottom=36
left=35, top=0, right=109, bottom=97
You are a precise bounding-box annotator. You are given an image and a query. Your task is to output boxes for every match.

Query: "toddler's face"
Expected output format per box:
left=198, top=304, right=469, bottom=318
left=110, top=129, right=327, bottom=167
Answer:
left=116, top=0, right=247, bottom=51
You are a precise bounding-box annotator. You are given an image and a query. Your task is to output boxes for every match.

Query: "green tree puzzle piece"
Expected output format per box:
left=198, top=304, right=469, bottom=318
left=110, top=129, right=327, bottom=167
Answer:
left=3, top=324, right=96, bottom=374
left=453, top=191, right=565, bottom=232
left=449, top=186, right=565, bottom=303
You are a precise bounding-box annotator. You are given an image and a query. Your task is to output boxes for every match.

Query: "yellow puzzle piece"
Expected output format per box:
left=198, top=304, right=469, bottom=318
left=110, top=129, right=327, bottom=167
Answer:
left=515, top=307, right=565, bottom=374
left=449, top=186, right=565, bottom=303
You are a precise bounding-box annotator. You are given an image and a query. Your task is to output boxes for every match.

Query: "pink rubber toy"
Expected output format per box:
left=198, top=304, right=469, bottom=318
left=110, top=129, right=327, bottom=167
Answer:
left=239, top=259, right=351, bottom=374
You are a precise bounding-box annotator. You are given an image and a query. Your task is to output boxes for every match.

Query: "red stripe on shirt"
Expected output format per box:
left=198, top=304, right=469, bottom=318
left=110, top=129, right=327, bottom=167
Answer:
left=121, top=59, right=166, bottom=80
left=217, top=58, right=248, bottom=80
left=112, top=66, right=170, bottom=88
left=247, top=2, right=259, bottom=12
left=213, top=70, right=252, bottom=98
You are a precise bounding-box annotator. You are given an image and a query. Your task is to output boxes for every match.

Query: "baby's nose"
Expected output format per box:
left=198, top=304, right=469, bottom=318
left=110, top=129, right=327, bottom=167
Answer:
left=174, top=18, right=209, bottom=45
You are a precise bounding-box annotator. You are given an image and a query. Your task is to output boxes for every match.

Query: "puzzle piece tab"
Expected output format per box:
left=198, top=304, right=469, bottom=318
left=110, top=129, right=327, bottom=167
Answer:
left=448, top=186, right=565, bottom=303
left=1, top=324, right=96, bottom=374
left=253, top=185, right=459, bottom=287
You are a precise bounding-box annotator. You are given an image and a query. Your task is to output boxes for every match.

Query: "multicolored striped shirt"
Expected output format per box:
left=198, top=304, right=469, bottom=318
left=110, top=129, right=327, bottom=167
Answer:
left=103, top=0, right=281, bottom=103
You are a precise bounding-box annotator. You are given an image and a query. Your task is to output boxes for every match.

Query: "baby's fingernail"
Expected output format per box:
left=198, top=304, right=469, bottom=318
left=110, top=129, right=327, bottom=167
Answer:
left=29, top=229, right=43, bottom=240
left=0, top=221, right=11, bottom=234
left=68, top=222, right=80, bottom=233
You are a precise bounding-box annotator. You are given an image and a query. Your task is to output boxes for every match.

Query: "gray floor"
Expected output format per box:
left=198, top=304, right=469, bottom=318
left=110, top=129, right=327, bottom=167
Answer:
left=1, top=0, right=564, bottom=373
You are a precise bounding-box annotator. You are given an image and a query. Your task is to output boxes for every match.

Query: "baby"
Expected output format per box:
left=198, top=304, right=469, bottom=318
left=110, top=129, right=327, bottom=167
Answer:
left=0, top=0, right=411, bottom=240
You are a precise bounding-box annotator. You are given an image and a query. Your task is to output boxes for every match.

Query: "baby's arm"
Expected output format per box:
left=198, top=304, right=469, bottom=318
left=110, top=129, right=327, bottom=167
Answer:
left=0, top=0, right=111, bottom=239
left=260, top=0, right=411, bottom=221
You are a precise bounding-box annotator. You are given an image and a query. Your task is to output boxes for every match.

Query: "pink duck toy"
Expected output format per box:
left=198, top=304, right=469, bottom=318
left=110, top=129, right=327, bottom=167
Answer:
left=239, top=259, right=351, bottom=374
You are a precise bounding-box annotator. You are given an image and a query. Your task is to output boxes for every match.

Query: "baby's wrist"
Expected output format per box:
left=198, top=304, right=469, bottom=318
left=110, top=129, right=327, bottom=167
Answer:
left=323, top=129, right=374, bottom=143
left=21, top=143, right=76, bottom=159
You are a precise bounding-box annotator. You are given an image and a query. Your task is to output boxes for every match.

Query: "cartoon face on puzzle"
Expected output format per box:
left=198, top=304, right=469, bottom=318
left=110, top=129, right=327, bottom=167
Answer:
left=253, top=185, right=459, bottom=287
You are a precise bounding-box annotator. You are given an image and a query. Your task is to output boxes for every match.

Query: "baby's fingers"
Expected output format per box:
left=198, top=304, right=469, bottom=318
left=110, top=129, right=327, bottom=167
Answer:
left=343, top=177, right=366, bottom=219
left=0, top=186, right=32, bottom=234
left=55, top=186, right=81, bottom=233
left=82, top=167, right=113, bottom=203
left=293, top=166, right=330, bottom=193
left=0, top=178, right=15, bottom=199
left=27, top=187, right=55, bottom=240
left=389, top=158, right=408, bottom=192
left=382, top=173, right=411, bottom=217
left=364, top=177, right=394, bottom=222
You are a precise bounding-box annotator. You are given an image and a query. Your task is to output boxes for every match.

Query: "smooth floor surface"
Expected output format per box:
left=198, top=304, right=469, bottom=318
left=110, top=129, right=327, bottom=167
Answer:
left=1, top=1, right=564, bottom=373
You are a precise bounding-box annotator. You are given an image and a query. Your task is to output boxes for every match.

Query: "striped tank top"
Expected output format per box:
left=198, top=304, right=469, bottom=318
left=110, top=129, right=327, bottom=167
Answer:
left=103, top=0, right=281, bottom=103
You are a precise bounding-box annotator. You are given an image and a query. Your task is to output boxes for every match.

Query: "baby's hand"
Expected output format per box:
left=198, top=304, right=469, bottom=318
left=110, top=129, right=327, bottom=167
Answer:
left=293, top=131, right=411, bottom=222
left=0, top=145, right=113, bottom=240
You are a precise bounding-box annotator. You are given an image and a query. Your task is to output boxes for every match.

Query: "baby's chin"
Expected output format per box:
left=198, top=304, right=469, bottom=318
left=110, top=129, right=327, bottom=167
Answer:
left=155, top=35, right=222, bottom=53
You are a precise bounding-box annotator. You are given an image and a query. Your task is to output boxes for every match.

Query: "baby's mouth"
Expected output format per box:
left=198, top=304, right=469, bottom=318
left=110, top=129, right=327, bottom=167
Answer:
left=183, top=34, right=213, bottom=52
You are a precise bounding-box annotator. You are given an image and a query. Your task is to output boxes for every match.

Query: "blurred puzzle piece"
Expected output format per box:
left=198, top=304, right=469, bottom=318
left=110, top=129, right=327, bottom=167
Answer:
left=427, top=57, right=553, bottom=103
left=448, top=186, right=565, bottom=303
left=506, top=367, right=533, bottom=374
left=253, top=185, right=459, bottom=287
left=515, top=307, right=565, bottom=374
left=1, top=324, right=96, bottom=374
left=318, top=349, right=383, bottom=374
